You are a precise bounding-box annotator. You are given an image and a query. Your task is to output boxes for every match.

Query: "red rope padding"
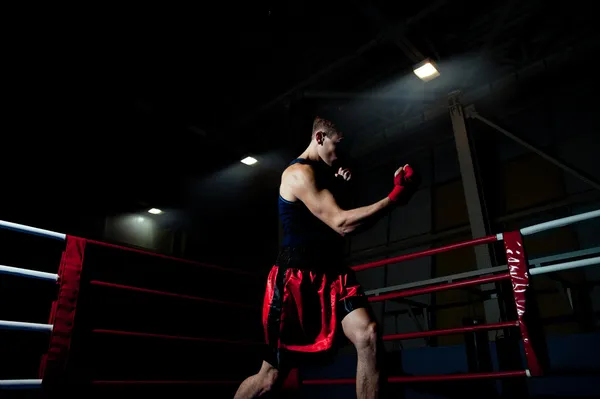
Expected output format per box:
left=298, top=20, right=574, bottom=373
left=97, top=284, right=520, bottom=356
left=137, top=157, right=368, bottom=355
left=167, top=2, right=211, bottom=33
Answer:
left=89, top=280, right=260, bottom=310
left=85, top=238, right=255, bottom=276
left=352, top=235, right=499, bottom=271
left=39, top=236, right=86, bottom=383
left=503, top=231, right=542, bottom=377
left=302, top=370, right=528, bottom=384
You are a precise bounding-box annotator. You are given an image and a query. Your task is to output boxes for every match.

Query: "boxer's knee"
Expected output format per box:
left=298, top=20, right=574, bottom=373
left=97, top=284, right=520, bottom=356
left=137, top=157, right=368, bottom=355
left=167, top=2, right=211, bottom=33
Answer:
left=343, top=308, right=378, bottom=352
left=354, top=321, right=378, bottom=351
left=257, top=361, right=280, bottom=394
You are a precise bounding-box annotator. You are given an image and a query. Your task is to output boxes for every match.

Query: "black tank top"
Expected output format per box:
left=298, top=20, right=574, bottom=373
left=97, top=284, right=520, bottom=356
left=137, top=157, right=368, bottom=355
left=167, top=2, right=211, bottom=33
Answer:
left=278, top=159, right=343, bottom=257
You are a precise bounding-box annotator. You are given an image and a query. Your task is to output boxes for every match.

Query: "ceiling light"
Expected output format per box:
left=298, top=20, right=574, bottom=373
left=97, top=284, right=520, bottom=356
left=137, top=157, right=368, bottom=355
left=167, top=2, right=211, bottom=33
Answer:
left=241, top=156, right=258, bottom=166
left=148, top=208, right=163, bottom=214
left=413, top=59, right=440, bottom=82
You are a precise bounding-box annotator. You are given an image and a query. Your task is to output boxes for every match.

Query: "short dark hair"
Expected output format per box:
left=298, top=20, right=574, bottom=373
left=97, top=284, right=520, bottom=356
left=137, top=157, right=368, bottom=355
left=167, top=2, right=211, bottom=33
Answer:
left=312, top=116, right=341, bottom=138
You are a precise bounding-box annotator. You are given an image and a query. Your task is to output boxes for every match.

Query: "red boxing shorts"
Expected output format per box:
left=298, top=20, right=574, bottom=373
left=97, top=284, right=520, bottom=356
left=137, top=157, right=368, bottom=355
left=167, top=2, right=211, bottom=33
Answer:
left=262, top=249, right=369, bottom=369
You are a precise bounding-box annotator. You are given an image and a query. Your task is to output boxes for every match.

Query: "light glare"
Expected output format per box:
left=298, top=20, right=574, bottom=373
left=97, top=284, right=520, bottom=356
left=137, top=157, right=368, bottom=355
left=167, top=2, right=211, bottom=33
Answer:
left=241, top=156, right=258, bottom=166
left=414, top=61, right=440, bottom=81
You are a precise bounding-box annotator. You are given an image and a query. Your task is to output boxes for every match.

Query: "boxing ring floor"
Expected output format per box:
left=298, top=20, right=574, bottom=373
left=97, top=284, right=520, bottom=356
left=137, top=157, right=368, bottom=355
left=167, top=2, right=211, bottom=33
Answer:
left=1, top=209, right=599, bottom=396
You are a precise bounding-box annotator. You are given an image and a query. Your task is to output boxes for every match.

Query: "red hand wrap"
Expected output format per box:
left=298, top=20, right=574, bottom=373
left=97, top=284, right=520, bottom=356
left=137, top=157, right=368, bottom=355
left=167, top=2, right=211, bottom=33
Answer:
left=388, top=165, right=416, bottom=202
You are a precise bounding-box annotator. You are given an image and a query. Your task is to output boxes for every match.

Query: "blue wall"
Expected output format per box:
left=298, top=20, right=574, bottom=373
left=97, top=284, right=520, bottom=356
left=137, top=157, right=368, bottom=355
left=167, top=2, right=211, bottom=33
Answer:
left=299, top=331, right=600, bottom=398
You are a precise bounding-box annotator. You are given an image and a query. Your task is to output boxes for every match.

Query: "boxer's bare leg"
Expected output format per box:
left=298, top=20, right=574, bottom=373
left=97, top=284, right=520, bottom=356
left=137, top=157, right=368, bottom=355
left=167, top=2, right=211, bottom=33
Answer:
left=342, top=308, right=382, bottom=399
left=234, top=361, right=284, bottom=398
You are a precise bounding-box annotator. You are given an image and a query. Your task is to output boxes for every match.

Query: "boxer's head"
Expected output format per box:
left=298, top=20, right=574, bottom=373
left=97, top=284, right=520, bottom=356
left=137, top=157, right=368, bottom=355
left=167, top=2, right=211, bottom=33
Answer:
left=312, top=116, right=343, bottom=166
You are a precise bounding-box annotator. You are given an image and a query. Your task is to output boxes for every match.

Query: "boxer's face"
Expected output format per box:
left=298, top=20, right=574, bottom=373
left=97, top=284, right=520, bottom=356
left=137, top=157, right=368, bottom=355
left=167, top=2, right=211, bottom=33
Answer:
left=316, top=131, right=343, bottom=166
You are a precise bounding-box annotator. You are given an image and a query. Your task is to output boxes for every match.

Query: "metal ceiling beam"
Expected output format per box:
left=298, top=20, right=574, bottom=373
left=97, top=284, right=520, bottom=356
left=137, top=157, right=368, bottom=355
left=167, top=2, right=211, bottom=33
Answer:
left=304, top=2, right=447, bottom=125
left=357, top=1, right=435, bottom=63
left=349, top=34, right=600, bottom=160
left=308, top=60, right=409, bottom=123
left=230, top=0, right=449, bottom=130
left=461, top=0, right=521, bottom=85
left=231, top=39, right=379, bottom=130
left=303, top=90, right=414, bottom=101
left=465, top=106, right=600, bottom=192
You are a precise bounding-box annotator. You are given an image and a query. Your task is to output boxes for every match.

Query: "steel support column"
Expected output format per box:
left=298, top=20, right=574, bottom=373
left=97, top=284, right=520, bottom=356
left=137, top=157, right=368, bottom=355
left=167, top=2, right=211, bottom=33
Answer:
left=448, top=91, right=501, bottom=332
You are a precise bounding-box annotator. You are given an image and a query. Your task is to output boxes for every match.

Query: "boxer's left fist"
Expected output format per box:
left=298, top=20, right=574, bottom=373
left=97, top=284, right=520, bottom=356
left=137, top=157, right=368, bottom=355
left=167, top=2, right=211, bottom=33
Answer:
left=388, top=164, right=420, bottom=202
left=335, top=167, right=352, bottom=181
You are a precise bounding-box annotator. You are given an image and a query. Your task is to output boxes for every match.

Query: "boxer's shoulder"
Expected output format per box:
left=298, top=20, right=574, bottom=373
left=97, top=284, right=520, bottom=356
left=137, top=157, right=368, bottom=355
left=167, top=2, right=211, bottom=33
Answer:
left=282, top=162, right=316, bottom=187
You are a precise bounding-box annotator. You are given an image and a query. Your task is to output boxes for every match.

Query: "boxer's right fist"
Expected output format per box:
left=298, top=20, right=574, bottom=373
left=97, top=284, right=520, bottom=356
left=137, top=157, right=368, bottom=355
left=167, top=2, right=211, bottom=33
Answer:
left=388, top=164, right=419, bottom=202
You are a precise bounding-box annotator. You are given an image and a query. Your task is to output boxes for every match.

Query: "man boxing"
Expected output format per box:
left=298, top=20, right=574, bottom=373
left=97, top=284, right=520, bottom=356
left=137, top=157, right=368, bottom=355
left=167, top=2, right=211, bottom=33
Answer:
left=234, top=117, right=418, bottom=399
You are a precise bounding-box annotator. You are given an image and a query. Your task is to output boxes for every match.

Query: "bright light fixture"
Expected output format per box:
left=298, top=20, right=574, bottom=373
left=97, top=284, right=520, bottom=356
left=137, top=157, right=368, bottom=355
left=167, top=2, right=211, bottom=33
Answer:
left=148, top=208, right=163, bottom=214
left=241, top=156, right=258, bottom=166
left=413, top=59, right=440, bottom=82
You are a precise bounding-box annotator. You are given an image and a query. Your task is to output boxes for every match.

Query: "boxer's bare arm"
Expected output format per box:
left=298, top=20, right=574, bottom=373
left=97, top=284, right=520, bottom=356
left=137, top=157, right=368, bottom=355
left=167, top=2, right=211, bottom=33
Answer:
left=281, top=164, right=391, bottom=236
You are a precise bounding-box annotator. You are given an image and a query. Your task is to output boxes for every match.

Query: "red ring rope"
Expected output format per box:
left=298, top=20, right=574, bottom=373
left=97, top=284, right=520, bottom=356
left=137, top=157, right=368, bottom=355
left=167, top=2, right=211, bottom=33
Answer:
left=85, top=238, right=255, bottom=276
left=369, top=273, right=510, bottom=302
left=79, top=231, right=534, bottom=387
left=89, top=280, right=259, bottom=310
left=382, top=320, right=519, bottom=341
left=90, top=371, right=528, bottom=387
left=302, top=370, right=528, bottom=384
left=352, top=235, right=499, bottom=271
left=92, top=380, right=240, bottom=385
left=92, top=329, right=262, bottom=345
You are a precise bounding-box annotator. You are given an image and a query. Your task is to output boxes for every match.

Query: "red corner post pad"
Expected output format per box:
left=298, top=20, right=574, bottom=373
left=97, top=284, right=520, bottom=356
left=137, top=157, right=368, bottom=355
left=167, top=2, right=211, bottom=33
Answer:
left=39, top=236, right=86, bottom=384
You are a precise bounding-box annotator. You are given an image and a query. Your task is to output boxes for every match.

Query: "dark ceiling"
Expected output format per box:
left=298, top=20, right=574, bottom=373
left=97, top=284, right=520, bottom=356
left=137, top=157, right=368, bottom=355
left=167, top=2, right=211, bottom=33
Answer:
left=3, top=0, right=598, bottom=232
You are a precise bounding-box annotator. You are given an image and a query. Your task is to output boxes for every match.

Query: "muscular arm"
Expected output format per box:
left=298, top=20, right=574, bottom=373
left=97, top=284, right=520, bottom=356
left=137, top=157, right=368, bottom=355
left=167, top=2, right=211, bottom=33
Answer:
left=287, top=166, right=391, bottom=236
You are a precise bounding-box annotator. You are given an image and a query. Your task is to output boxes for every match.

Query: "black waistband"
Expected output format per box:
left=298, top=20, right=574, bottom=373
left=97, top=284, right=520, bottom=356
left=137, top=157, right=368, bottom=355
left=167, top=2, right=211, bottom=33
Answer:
left=276, top=246, right=345, bottom=271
